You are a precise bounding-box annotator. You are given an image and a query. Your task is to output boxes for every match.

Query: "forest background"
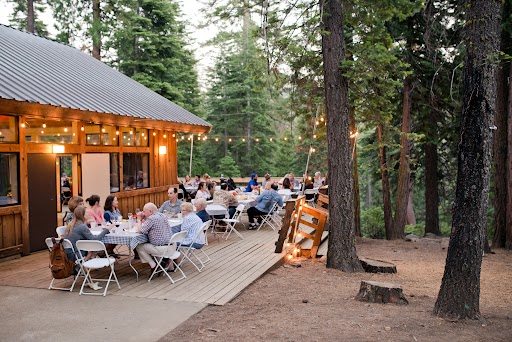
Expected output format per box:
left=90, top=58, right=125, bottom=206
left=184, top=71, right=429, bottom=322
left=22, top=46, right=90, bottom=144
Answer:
left=1, top=0, right=511, bottom=248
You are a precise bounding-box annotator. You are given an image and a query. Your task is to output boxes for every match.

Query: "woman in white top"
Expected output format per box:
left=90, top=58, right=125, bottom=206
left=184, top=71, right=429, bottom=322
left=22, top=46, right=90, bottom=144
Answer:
left=195, top=181, right=211, bottom=200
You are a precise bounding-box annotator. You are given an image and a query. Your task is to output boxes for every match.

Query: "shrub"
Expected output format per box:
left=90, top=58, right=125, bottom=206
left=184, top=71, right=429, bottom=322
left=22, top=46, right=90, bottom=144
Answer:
left=361, top=207, right=385, bottom=239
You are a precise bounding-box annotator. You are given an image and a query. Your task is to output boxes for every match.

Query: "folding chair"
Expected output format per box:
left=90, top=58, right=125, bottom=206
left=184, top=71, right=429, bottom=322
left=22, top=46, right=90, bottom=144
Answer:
left=61, top=186, right=71, bottom=205
left=257, top=202, right=280, bottom=231
left=304, top=189, right=318, bottom=207
left=75, top=240, right=121, bottom=296
left=178, top=220, right=211, bottom=272
left=148, top=231, right=187, bottom=283
left=56, top=226, right=67, bottom=237
left=220, top=204, right=245, bottom=240
left=45, top=237, right=86, bottom=292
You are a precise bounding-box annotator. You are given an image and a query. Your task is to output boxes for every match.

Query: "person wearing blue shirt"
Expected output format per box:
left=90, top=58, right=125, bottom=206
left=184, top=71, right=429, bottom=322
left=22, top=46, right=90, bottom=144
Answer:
left=247, top=183, right=283, bottom=229
left=245, top=173, right=260, bottom=192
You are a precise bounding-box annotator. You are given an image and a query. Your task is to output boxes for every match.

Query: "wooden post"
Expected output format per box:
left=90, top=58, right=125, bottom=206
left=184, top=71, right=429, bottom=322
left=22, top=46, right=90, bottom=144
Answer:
left=275, top=198, right=300, bottom=253
left=19, top=116, right=30, bottom=256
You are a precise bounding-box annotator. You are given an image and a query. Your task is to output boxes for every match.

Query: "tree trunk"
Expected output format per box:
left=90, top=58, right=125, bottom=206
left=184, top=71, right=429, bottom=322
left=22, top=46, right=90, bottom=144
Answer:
left=27, top=0, right=34, bottom=33
left=492, top=0, right=510, bottom=249
left=406, top=183, right=416, bottom=225
left=434, top=0, right=501, bottom=320
left=393, top=76, right=413, bottom=239
left=507, top=62, right=512, bottom=249
left=350, top=110, right=361, bottom=237
left=366, top=174, right=372, bottom=209
left=425, top=141, right=441, bottom=235
left=321, top=0, right=363, bottom=272
left=377, top=122, right=394, bottom=238
left=91, top=0, right=101, bottom=60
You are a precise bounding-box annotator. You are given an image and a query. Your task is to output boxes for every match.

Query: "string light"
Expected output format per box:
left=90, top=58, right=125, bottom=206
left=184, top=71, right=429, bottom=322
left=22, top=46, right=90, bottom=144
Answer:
left=256, top=138, right=259, bottom=142
left=172, top=133, right=175, bottom=138
left=320, top=117, right=324, bottom=122
left=153, top=132, right=156, bottom=136
left=284, top=137, right=287, bottom=141
left=163, top=134, right=167, bottom=138
left=116, top=131, right=119, bottom=135
left=42, top=122, right=47, bottom=128
left=269, top=138, right=272, bottom=141
left=215, top=138, right=219, bottom=142
left=64, top=127, right=68, bottom=132
left=298, top=136, right=302, bottom=140
left=102, top=128, right=106, bottom=133
left=21, top=122, right=26, bottom=128
left=81, top=125, right=84, bottom=131
left=242, top=138, right=246, bottom=142
left=229, top=138, right=232, bottom=142
left=129, top=130, right=133, bottom=135
left=41, top=130, right=44, bottom=134
left=181, top=136, right=185, bottom=140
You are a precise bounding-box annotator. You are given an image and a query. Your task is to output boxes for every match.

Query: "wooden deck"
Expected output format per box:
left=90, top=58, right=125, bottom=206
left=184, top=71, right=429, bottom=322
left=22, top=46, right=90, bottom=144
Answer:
left=0, top=226, right=286, bottom=306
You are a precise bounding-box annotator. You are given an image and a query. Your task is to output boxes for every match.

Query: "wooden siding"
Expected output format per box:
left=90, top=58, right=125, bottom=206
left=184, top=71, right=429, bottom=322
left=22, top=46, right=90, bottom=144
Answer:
left=0, top=110, right=201, bottom=258
left=0, top=206, right=22, bottom=258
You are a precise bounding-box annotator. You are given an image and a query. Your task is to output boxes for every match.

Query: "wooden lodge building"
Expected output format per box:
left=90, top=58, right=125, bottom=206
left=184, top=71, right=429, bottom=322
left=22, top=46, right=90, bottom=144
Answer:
left=0, top=25, right=211, bottom=258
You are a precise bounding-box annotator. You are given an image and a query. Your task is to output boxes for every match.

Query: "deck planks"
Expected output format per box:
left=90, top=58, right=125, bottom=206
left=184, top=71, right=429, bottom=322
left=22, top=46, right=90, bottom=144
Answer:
left=0, top=224, right=286, bottom=306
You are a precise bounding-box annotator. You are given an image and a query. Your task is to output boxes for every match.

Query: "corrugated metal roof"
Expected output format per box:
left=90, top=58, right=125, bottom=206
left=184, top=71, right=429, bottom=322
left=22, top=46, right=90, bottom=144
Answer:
left=0, top=25, right=211, bottom=129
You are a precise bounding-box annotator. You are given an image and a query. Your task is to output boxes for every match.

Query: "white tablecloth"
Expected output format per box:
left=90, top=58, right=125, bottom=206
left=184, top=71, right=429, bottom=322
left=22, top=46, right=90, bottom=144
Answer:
left=206, top=204, right=228, bottom=216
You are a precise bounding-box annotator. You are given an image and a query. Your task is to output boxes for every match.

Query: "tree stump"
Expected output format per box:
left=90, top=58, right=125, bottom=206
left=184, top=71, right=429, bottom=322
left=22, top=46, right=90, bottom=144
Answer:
left=360, top=257, right=397, bottom=273
left=355, top=280, right=408, bottom=305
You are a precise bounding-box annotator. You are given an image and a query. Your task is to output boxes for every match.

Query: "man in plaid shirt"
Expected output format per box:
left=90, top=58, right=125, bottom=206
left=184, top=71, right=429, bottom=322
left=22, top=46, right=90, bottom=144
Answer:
left=135, top=202, right=172, bottom=270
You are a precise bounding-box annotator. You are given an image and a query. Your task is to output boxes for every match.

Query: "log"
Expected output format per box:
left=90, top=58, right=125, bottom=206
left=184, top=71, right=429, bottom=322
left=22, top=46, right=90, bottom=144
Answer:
left=360, top=257, right=397, bottom=273
left=355, top=280, right=408, bottom=305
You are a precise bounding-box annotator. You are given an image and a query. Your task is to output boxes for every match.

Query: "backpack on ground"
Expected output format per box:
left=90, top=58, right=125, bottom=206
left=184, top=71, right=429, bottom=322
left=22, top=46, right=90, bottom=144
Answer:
left=49, top=238, right=74, bottom=279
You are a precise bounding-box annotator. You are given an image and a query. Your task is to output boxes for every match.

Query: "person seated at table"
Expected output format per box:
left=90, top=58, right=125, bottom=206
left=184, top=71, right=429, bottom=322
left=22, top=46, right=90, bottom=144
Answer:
left=313, top=171, right=325, bottom=188
left=278, top=174, right=290, bottom=189
left=85, top=195, right=103, bottom=225
left=261, top=173, right=272, bottom=189
left=282, top=177, right=292, bottom=190
left=213, top=183, right=237, bottom=218
left=304, top=178, right=315, bottom=200
left=64, top=206, right=111, bottom=262
left=65, top=196, right=84, bottom=225
left=195, top=182, right=211, bottom=200
left=103, top=195, right=122, bottom=223
left=135, top=202, right=173, bottom=272
left=247, top=183, right=283, bottom=229
left=194, top=198, right=210, bottom=223
left=125, top=176, right=136, bottom=190
left=288, top=173, right=300, bottom=190
left=184, top=175, right=193, bottom=186
left=176, top=202, right=206, bottom=249
left=159, top=187, right=182, bottom=216
left=192, top=174, right=201, bottom=187
left=245, top=173, right=260, bottom=193
left=64, top=206, right=112, bottom=290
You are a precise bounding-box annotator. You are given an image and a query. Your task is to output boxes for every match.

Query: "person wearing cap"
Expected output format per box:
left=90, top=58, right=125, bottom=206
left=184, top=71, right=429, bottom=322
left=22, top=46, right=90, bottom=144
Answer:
left=245, top=173, right=260, bottom=192
left=261, top=173, right=272, bottom=189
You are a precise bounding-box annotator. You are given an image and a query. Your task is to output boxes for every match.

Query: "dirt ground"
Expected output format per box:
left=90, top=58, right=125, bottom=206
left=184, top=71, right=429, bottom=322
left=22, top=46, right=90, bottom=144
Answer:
left=160, top=238, right=512, bottom=342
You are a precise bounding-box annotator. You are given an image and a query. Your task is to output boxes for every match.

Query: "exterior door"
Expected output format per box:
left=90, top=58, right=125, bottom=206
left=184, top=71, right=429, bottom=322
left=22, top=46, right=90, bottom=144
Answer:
left=28, top=154, right=57, bottom=252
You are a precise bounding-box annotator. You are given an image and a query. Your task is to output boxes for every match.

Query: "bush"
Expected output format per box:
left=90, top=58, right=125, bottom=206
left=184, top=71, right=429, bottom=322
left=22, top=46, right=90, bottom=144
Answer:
left=361, top=207, right=385, bottom=239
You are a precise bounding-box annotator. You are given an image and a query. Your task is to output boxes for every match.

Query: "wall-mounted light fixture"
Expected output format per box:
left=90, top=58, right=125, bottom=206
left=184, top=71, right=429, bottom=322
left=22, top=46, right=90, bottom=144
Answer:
left=159, top=146, right=167, bottom=155
left=52, top=145, right=65, bottom=154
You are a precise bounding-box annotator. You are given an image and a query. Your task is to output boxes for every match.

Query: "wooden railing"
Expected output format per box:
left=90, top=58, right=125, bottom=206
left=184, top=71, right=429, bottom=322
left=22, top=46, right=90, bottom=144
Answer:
left=114, top=184, right=179, bottom=217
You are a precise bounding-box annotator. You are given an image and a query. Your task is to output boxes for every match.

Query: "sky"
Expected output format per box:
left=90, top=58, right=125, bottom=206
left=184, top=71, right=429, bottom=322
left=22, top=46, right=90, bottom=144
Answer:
left=0, top=0, right=216, bottom=87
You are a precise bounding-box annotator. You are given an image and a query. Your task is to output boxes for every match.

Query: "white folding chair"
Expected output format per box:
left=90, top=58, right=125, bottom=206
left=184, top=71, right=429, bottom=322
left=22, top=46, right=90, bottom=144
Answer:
left=178, top=220, right=211, bottom=272
left=56, top=226, right=67, bottom=237
left=45, top=237, right=86, bottom=292
left=278, top=189, right=292, bottom=201
left=75, top=240, right=120, bottom=296
left=220, top=204, right=245, bottom=240
left=257, top=202, right=280, bottom=231
left=148, top=231, right=187, bottom=283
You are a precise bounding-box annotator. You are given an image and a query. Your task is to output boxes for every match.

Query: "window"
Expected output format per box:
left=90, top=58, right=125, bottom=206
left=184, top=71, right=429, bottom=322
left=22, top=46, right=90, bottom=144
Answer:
left=0, top=115, right=17, bottom=143
left=24, top=118, right=78, bottom=144
left=0, top=153, right=19, bottom=206
left=122, top=153, right=149, bottom=190
left=121, top=127, right=148, bottom=147
left=85, top=124, right=118, bottom=146
left=110, top=153, right=120, bottom=193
